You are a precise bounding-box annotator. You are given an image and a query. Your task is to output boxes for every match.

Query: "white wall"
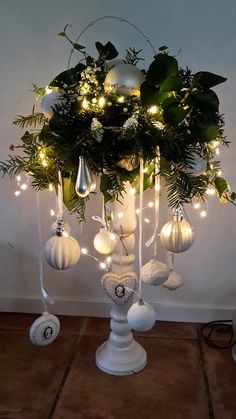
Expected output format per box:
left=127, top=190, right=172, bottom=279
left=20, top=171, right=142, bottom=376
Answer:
left=0, top=0, right=236, bottom=321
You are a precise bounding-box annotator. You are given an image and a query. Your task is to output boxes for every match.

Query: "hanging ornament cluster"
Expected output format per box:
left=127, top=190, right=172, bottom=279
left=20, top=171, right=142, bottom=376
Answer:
left=44, top=218, right=80, bottom=270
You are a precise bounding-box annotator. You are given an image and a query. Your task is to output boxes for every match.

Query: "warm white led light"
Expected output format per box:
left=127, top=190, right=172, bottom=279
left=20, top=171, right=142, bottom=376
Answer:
left=129, top=187, right=136, bottom=195
left=62, top=231, right=69, bottom=238
left=42, top=159, right=48, bottom=167
left=50, top=209, right=55, bottom=216
left=148, top=201, right=154, bottom=208
left=49, top=183, right=54, bottom=192
left=14, top=190, right=21, bottom=197
left=98, top=96, right=105, bottom=107
left=117, top=212, right=123, bottom=219
left=206, top=188, right=215, bottom=196
left=135, top=209, right=140, bottom=214
left=106, top=256, right=112, bottom=263
left=194, top=202, right=201, bottom=209
left=215, top=147, right=220, bottom=156
left=16, top=175, right=21, bottom=182
left=100, top=262, right=106, bottom=269
left=82, top=98, right=89, bottom=109
left=144, top=218, right=150, bottom=223
left=148, top=105, right=158, bottom=114
left=200, top=210, right=207, bottom=217
left=117, top=96, right=125, bottom=103
left=20, top=183, right=27, bottom=190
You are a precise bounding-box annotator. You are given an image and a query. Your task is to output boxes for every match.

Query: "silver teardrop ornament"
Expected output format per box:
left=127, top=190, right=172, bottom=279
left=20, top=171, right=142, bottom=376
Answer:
left=75, top=156, right=96, bottom=198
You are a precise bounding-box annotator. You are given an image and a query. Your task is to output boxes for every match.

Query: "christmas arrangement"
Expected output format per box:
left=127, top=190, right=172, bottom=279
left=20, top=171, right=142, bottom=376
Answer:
left=1, top=18, right=235, bottom=361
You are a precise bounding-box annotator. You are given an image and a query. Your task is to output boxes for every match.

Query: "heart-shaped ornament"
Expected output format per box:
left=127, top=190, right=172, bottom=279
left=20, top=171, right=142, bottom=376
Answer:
left=102, top=272, right=137, bottom=304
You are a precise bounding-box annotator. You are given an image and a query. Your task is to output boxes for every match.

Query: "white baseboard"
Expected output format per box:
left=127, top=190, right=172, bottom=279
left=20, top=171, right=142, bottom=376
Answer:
left=0, top=295, right=234, bottom=323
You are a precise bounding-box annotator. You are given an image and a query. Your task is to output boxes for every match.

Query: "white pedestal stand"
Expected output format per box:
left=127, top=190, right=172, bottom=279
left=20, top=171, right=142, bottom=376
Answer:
left=96, top=183, right=147, bottom=375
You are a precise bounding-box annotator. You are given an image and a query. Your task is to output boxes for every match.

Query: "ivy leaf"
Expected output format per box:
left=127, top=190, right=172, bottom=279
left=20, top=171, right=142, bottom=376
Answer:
left=147, top=54, right=178, bottom=86
left=73, top=43, right=86, bottom=51
left=159, top=45, right=168, bottom=51
left=95, top=41, right=118, bottom=60
left=194, top=90, right=219, bottom=112
left=49, top=68, right=79, bottom=87
left=214, top=177, right=228, bottom=197
left=159, top=74, right=183, bottom=93
left=140, top=81, right=160, bottom=106
left=193, top=71, right=227, bottom=89
left=58, top=32, right=66, bottom=37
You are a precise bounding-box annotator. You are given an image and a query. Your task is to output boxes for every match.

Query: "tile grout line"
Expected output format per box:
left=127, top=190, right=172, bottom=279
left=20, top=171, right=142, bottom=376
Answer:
left=47, top=317, right=89, bottom=419
left=197, top=330, right=215, bottom=419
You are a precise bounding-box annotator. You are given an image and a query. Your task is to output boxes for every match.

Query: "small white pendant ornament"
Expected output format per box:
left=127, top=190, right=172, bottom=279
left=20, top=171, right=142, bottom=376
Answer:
left=185, top=153, right=207, bottom=176
left=40, top=90, right=63, bottom=119
left=29, top=311, right=60, bottom=346
left=141, top=258, right=170, bottom=286
left=93, top=228, right=117, bottom=255
left=162, top=270, right=184, bottom=290
left=91, top=118, right=104, bottom=143
left=75, top=156, right=96, bottom=197
left=127, top=299, right=156, bottom=332
left=102, top=271, right=137, bottom=305
left=104, top=63, right=145, bottom=97
left=44, top=218, right=80, bottom=270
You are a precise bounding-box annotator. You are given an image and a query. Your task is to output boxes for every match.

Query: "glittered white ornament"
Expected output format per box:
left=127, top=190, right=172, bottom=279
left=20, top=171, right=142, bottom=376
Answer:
left=102, top=271, right=137, bottom=305
left=51, top=220, right=71, bottom=236
left=40, top=91, right=64, bottom=119
left=104, top=64, right=145, bottom=96
left=141, top=258, right=170, bottom=286
left=93, top=229, right=117, bottom=255
left=162, top=270, right=184, bottom=290
left=29, top=312, right=60, bottom=346
left=123, top=115, right=139, bottom=130
left=160, top=219, right=194, bottom=253
left=91, top=118, right=104, bottom=143
left=186, top=153, right=207, bottom=176
left=127, top=299, right=156, bottom=332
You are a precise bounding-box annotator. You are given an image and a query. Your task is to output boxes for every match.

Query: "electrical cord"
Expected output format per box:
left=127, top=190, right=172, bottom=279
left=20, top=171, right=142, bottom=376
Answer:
left=201, top=320, right=236, bottom=350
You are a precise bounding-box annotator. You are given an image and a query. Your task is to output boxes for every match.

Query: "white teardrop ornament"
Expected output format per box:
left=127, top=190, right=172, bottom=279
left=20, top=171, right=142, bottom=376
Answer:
left=75, top=156, right=96, bottom=197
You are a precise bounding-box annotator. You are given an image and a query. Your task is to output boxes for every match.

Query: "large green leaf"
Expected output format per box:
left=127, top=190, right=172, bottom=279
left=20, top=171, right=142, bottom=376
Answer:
left=193, top=124, right=218, bottom=141
left=95, top=41, right=118, bottom=60
left=163, top=105, right=187, bottom=126
left=50, top=68, right=80, bottom=87
left=159, top=74, right=183, bottom=92
left=193, top=71, right=227, bottom=89
left=195, top=90, right=219, bottom=112
left=147, top=54, right=178, bottom=86
left=140, top=81, right=160, bottom=106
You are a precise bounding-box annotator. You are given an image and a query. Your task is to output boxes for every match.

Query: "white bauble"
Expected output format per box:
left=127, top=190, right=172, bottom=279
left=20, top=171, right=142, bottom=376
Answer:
left=29, top=312, right=60, bottom=346
left=160, top=219, right=194, bottom=253
left=162, top=270, right=184, bottom=290
left=186, top=153, right=207, bottom=176
left=51, top=220, right=71, bottom=236
left=44, top=235, right=80, bottom=270
left=40, top=91, right=64, bottom=118
left=141, top=258, right=170, bottom=286
left=104, top=63, right=145, bottom=96
left=127, top=300, right=156, bottom=332
left=93, top=229, right=117, bottom=255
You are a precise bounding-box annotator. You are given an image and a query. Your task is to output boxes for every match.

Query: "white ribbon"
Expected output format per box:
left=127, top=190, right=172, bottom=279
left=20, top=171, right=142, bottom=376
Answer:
left=57, top=170, right=64, bottom=218
left=138, top=158, right=144, bottom=296
left=35, top=191, right=55, bottom=310
left=166, top=251, right=175, bottom=271
left=145, top=156, right=160, bottom=257
left=91, top=215, right=107, bottom=228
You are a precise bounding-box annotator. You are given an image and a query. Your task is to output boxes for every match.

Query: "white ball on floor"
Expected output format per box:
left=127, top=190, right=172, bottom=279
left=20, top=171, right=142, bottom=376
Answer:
left=29, top=312, right=60, bottom=346
left=127, top=300, right=156, bottom=332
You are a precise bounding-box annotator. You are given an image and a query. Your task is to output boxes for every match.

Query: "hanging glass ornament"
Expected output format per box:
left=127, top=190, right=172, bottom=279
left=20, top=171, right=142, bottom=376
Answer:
left=104, top=63, right=145, bottom=96
left=40, top=90, right=64, bottom=119
left=127, top=299, right=156, bottom=332
left=44, top=218, right=80, bottom=270
left=141, top=258, right=170, bottom=286
left=160, top=209, right=194, bottom=253
left=75, top=156, right=96, bottom=198
left=91, top=118, right=104, bottom=143
left=93, top=228, right=117, bottom=255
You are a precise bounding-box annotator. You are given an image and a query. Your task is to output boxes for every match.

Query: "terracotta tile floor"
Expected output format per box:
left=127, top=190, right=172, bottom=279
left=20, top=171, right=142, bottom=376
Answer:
left=0, top=314, right=235, bottom=419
